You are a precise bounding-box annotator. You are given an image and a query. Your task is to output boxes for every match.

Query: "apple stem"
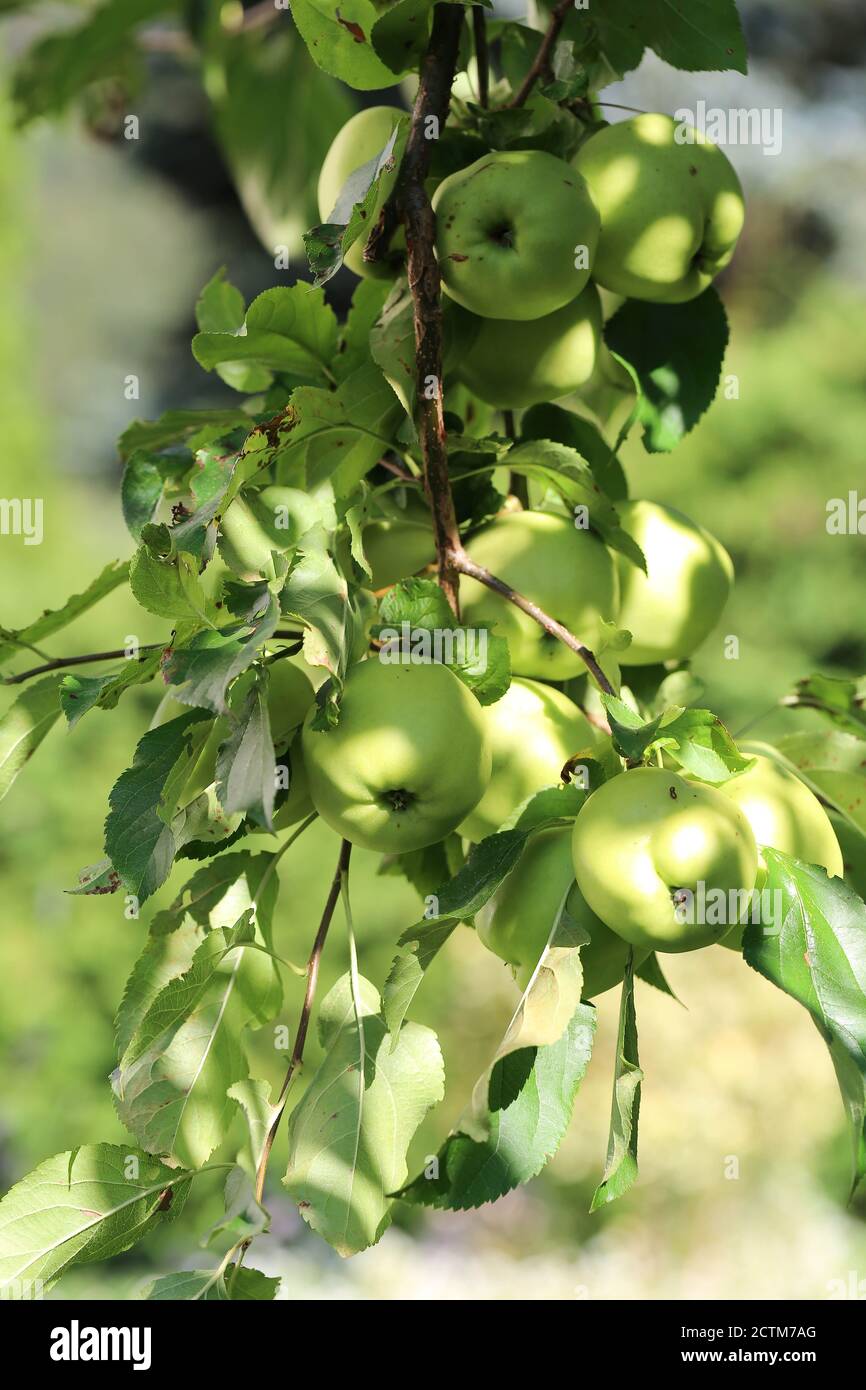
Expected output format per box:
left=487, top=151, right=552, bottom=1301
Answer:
left=452, top=547, right=617, bottom=697
left=508, top=0, right=575, bottom=110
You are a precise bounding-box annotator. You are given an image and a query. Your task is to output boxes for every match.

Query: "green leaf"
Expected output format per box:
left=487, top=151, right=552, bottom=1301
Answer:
left=744, top=850, right=866, bottom=1197
left=118, top=409, right=252, bottom=460
left=121, top=451, right=164, bottom=540
left=337, top=279, right=392, bottom=381
left=774, top=731, right=866, bottom=835
left=400, top=1002, right=596, bottom=1210
left=0, top=1145, right=190, bottom=1297
left=0, top=560, right=129, bottom=669
left=384, top=830, right=530, bottom=1035
left=636, top=951, right=683, bottom=1004
left=520, top=402, right=627, bottom=501
left=142, top=1264, right=279, bottom=1301
left=369, top=279, right=416, bottom=417
left=59, top=650, right=163, bottom=728
left=129, top=526, right=214, bottom=625
left=113, top=904, right=281, bottom=1168
left=591, top=955, right=642, bottom=1209
left=162, top=594, right=279, bottom=715
left=602, top=695, right=752, bottom=782
left=284, top=973, right=445, bottom=1255
left=289, top=0, right=405, bottom=89
left=115, top=917, right=205, bottom=1061
left=212, top=28, right=354, bottom=265
left=306, top=120, right=408, bottom=287
left=192, top=285, right=339, bottom=392
left=11, top=0, right=170, bottom=125
left=645, top=0, right=747, bottom=75
left=104, top=709, right=210, bottom=902
left=195, top=266, right=246, bottom=335
left=376, top=577, right=511, bottom=706
left=0, top=675, right=63, bottom=802
left=605, top=288, right=730, bottom=453
left=782, top=673, right=866, bottom=737
left=276, top=360, right=402, bottom=497
left=280, top=543, right=370, bottom=712
left=214, top=671, right=276, bottom=829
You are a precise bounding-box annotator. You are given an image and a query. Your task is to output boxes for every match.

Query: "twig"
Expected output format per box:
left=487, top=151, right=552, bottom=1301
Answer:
left=453, top=547, right=616, bottom=695
left=472, top=6, right=490, bottom=108
left=3, top=630, right=304, bottom=685
left=508, top=0, right=573, bottom=108
left=253, top=839, right=352, bottom=1205
left=394, top=4, right=465, bottom=614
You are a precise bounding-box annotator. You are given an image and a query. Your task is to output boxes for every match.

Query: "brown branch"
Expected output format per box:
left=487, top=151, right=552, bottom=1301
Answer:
left=472, top=6, right=490, bottom=108
left=253, top=839, right=352, bottom=1206
left=453, top=547, right=616, bottom=696
left=393, top=4, right=465, bottom=615
left=3, top=630, right=304, bottom=685
left=508, top=0, right=573, bottom=108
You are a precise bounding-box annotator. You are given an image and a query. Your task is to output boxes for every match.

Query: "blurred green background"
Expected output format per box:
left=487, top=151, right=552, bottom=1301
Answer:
left=1, top=0, right=865, bottom=1299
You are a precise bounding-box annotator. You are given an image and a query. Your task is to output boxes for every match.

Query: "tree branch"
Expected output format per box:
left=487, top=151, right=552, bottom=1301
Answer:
left=253, top=838, right=352, bottom=1205
left=453, top=547, right=616, bottom=695
left=391, top=3, right=465, bottom=615
left=3, top=631, right=304, bottom=685
left=508, top=0, right=573, bottom=108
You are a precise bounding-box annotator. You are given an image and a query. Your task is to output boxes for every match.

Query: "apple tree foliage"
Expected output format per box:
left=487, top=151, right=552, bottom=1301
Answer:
left=0, top=0, right=865, bottom=1301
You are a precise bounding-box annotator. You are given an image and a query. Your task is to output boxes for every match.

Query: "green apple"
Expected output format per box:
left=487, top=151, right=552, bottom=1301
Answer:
left=615, top=499, right=733, bottom=666
left=218, top=486, right=318, bottom=582
left=459, top=677, right=594, bottom=841
left=362, top=490, right=435, bottom=589
left=454, top=283, right=602, bottom=409
left=572, top=767, right=758, bottom=952
left=317, top=105, right=405, bottom=279
left=574, top=113, right=745, bottom=303
left=460, top=510, right=619, bottom=679
left=301, top=657, right=492, bottom=853
left=476, top=826, right=647, bottom=996
left=433, top=149, right=600, bottom=320
left=714, top=751, right=843, bottom=949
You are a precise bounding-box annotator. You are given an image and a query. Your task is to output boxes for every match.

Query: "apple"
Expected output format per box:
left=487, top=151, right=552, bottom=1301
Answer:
left=301, top=657, right=492, bottom=853
left=432, top=149, right=600, bottom=320
left=362, top=490, right=435, bottom=589
left=572, top=767, right=758, bottom=952
left=317, top=105, right=406, bottom=279
left=615, top=499, right=733, bottom=666
left=459, top=510, right=620, bottom=679
left=454, top=283, right=602, bottom=410
left=218, top=486, right=318, bottom=582
left=573, top=113, right=745, bottom=303
left=459, top=677, right=595, bottom=841
left=476, top=827, right=647, bottom=997
left=713, top=751, right=844, bottom=949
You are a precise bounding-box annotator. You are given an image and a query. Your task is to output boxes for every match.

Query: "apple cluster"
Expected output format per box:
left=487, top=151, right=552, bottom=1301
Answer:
left=208, top=102, right=843, bottom=996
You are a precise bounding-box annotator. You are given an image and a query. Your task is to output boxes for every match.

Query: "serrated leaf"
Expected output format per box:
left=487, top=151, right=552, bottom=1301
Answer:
left=121, top=451, right=164, bottom=540
left=142, top=1263, right=278, bottom=1301
left=783, top=673, right=866, bottom=737
left=0, top=675, right=63, bottom=802
left=215, top=672, right=276, bottom=829
left=635, top=951, right=683, bottom=1004
left=276, top=360, right=402, bottom=497
left=284, top=973, right=445, bottom=1255
left=0, top=1145, right=190, bottom=1296
left=192, top=285, right=338, bottom=392
left=400, top=1002, right=596, bottom=1210
left=289, top=0, right=405, bottom=89
left=118, top=409, right=251, bottom=460
left=602, top=695, right=751, bottom=782
left=605, top=288, right=730, bottom=453
left=520, top=402, right=627, bottom=501
left=376, top=578, right=511, bottom=705
left=744, top=850, right=866, bottom=1197
left=59, top=650, right=163, bottom=728
left=646, top=0, right=747, bottom=75
left=113, top=903, right=281, bottom=1168
left=162, top=595, right=279, bottom=715
left=104, top=710, right=210, bottom=902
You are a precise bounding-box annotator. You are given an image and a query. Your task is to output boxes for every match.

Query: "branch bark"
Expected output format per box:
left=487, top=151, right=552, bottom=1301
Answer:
left=3, top=631, right=303, bottom=685
left=508, top=0, right=573, bottom=108
left=391, top=3, right=465, bottom=615
left=253, top=838, right=352, bottom=1205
